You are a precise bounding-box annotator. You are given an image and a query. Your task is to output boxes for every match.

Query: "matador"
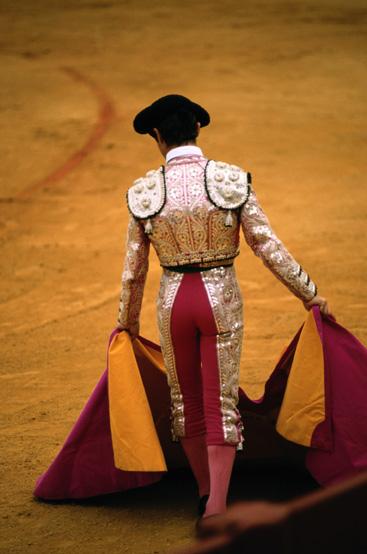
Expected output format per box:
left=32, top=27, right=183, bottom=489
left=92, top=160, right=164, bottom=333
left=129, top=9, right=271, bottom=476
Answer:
left=116, top=94, right=329, bottom=525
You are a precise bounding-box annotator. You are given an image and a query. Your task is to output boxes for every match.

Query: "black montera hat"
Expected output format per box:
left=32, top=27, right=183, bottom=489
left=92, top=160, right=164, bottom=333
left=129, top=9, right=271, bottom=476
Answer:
left=133, top=94, right=210, bottom=135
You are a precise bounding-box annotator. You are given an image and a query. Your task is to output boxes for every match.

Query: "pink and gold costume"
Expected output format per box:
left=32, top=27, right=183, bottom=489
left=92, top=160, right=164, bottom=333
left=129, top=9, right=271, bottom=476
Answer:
left=117, top=146, right=317, bottom=449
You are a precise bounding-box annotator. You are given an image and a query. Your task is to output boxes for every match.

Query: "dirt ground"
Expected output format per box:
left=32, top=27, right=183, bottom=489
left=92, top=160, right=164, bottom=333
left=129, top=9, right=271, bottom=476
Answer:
left=1, top=0, right=366, bottom=552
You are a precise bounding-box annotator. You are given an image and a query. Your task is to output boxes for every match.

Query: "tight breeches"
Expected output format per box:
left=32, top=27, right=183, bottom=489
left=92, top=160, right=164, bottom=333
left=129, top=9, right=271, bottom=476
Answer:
left=156, top=266, right=244, bottom=448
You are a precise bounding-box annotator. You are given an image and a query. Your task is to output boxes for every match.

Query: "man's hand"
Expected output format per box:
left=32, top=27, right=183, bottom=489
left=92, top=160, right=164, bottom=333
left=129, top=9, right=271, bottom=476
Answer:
left=115, top=322, right=139, bottom=340
left=303, top=294, right=329, bottom=316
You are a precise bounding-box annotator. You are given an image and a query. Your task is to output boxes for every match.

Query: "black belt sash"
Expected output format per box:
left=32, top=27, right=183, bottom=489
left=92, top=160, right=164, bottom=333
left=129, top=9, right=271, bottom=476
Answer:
left=163, top=263, right=234, bottom=274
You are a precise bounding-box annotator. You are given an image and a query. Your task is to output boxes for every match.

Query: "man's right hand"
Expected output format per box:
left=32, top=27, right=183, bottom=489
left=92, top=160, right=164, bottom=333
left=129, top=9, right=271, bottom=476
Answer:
left=303, top=294, right=330, bottom=316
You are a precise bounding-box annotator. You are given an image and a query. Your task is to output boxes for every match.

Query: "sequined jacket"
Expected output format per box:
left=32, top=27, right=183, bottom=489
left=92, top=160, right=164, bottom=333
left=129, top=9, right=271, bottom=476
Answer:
left=117, top=153, right=317, bottom=333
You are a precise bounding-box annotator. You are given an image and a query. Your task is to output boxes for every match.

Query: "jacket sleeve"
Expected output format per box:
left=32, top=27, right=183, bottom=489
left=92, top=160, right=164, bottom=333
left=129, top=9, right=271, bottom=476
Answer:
left=117, top=214, right=150, bottom=335
left=240, top=187, right=317, bottom=303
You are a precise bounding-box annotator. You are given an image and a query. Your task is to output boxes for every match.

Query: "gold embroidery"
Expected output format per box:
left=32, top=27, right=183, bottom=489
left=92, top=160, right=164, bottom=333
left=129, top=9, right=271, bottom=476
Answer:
left=117, top=216, right=150, bottom=335
left=146, top=160, right=241, bottom=267
left=156, top=269, right=185, bottom=440
left=151, top=211, right=240, bottom=266
left=124, top=158, right=317, bottom=305
left=201, top=266, right=244, bottom=449
left=240, top=190, right=317, bottom=302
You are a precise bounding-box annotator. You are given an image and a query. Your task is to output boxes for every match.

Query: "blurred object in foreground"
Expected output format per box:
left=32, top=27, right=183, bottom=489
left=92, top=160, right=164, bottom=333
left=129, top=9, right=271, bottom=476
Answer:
left=175, top=470, right=367, bottom=554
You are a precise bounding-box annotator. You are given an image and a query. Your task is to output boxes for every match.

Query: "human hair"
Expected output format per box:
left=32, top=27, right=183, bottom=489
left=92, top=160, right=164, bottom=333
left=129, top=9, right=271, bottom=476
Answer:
left=153, top=108, right=198, bottom=146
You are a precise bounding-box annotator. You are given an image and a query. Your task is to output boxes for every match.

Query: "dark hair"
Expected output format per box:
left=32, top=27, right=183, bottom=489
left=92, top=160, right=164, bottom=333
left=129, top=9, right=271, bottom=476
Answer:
left=153, top=108, right=198, bottom=146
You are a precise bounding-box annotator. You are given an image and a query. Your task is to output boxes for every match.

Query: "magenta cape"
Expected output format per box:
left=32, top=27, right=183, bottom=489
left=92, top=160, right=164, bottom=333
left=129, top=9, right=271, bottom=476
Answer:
left=33, top=307, right=367, bottom=500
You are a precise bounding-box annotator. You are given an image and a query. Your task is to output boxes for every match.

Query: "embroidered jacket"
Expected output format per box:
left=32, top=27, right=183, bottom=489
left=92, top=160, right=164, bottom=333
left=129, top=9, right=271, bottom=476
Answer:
left=117, top=153, right=317, bottom=332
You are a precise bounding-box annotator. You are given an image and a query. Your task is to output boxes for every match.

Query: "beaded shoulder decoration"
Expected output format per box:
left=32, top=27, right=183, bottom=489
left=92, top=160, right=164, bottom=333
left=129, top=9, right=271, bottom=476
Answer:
left=205, top=160, right=251, bottom=209
left=126, top=167, right=166, bottom=233
left=204, top=160, right=252, bottom=226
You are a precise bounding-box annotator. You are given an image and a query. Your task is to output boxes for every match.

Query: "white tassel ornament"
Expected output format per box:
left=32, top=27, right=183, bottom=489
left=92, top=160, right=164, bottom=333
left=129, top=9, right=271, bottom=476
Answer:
left=145, top=218, right=153, bottom=234
left=225, top=210, right=233, bottom=227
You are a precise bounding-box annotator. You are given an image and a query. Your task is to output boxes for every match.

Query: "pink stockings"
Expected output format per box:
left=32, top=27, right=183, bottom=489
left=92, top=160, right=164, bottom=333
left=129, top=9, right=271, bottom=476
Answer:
left=181, top=436, right=236, bottom=516
left=180, top=436, right=210, bottom=498
left=205, top=444, right=236, bottom=516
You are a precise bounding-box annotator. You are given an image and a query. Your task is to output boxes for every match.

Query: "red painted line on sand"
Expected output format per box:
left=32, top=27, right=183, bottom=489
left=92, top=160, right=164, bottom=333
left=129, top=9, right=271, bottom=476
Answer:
left=18, top=66, right=116, bottom=197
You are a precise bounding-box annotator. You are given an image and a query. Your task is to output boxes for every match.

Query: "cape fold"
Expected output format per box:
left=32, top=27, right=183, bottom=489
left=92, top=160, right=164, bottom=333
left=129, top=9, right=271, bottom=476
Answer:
left=108, top=331, right=167, bottom=472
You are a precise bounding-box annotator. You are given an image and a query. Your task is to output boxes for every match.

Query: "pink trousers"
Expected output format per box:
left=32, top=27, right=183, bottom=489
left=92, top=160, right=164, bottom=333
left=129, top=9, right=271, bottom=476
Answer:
left=156, top=266, right=244, bottom=448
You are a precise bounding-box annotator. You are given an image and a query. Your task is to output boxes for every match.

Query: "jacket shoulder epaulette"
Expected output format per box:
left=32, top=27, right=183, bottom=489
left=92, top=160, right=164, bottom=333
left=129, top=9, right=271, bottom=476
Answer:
left=126, top=167, right=166, bottom=219
left=205, top=160, right=251, bottom=210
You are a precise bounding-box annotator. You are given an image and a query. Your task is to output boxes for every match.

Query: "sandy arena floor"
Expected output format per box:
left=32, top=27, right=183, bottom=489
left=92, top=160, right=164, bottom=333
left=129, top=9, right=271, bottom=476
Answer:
left=1, top=0, right=366, bottom=552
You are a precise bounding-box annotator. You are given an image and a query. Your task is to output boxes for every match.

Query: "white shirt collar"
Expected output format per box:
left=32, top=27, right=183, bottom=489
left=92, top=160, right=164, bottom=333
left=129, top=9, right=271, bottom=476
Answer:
left=166, top=145, right=203, bottom=163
